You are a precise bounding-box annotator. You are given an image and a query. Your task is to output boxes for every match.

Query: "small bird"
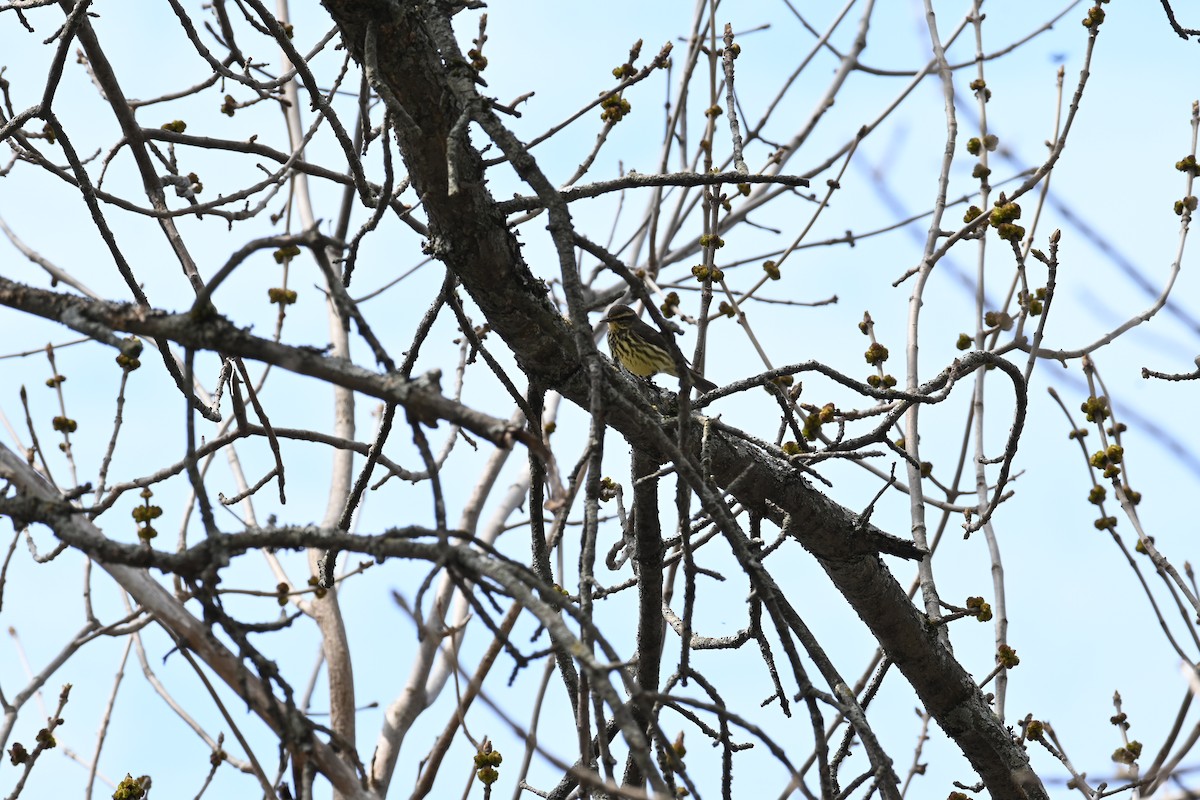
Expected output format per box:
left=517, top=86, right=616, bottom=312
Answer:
left=599, top=303, right=717, bottom=393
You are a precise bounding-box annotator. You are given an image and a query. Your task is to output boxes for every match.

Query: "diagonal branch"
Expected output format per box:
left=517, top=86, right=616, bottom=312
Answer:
left=317, top=3, right=1049, bottom=797
left=0, top=276, right=541, bottom=456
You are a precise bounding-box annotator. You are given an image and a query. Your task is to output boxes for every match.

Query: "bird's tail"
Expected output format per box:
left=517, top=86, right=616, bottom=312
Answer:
left=689, top=368, right=717, bottom=394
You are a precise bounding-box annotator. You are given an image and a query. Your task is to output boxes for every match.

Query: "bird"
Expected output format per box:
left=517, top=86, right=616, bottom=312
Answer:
left=598, top=303, right=717, bottom=393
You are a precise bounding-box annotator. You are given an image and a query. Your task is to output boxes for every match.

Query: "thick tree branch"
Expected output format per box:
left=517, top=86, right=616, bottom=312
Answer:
left=318, top=2, right=1047, bottom=796
left=0, top=276, right=541, bottom=456
left=0, top=445, right=376, bottom=800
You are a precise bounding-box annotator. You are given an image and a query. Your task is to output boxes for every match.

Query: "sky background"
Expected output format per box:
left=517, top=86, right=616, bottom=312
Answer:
left=3, top=1, right=1200, bottom=798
